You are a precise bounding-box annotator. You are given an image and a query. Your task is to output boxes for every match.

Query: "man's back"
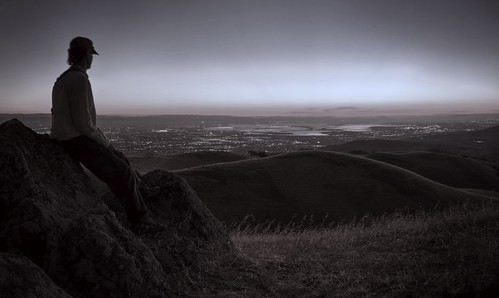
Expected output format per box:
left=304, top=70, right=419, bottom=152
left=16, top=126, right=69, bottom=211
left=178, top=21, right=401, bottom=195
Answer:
left=51, top=66, right=98, bottom=143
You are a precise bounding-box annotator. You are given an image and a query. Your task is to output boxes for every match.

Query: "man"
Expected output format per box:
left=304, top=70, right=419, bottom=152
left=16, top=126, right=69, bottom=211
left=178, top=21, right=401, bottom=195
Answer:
left=51, top=36, right=162, bottom=234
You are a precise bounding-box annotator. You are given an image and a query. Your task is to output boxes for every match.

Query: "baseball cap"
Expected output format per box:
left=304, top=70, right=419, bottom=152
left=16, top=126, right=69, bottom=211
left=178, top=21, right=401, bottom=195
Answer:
left=69, top=36, right=99, bottom=55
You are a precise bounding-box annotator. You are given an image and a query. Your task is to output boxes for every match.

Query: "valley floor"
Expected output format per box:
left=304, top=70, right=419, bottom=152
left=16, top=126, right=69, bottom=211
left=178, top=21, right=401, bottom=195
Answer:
left=201, top=202, right=499, bottom=297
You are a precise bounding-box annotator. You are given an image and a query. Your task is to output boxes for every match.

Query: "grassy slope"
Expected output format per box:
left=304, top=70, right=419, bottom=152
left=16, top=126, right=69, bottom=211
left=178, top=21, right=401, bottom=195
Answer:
left=367, top=151, right=499, bottom=191
left=175, top=151, right=489, bottom=226
left=228, top=203, right=499, bottom=297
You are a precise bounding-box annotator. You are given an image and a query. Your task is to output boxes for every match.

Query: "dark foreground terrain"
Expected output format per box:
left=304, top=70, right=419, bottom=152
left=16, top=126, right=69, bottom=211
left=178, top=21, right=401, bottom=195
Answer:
left=1, top=118, right=499, bottom=297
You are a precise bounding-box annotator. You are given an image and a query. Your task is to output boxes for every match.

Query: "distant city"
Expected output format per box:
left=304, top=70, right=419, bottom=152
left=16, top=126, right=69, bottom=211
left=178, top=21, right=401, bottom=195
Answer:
left=2, top=114, right=499, bottom=157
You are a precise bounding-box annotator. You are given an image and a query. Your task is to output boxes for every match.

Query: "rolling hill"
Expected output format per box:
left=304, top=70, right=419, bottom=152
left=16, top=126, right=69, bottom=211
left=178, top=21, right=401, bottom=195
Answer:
left=367, top=151, right=499, bottom=191
left=174, top=151, right=490, bottom=226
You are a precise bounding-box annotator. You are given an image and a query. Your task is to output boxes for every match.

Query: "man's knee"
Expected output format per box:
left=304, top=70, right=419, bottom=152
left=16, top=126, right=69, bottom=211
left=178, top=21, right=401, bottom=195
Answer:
left=111, top=147, right=131, bottom=165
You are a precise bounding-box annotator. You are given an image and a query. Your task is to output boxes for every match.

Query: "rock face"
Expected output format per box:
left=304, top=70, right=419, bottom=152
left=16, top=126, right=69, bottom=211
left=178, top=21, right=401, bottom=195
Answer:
left=0, top=119, right=234, bottom=297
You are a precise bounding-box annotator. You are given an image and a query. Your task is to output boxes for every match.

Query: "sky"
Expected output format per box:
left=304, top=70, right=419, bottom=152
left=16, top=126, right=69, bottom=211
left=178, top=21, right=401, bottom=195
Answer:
left=1, top=0, right=499, bottom=116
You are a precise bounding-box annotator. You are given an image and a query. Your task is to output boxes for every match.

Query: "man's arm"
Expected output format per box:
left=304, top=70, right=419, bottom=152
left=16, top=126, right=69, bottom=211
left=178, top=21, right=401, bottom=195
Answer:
left=69, top=74, right=110, bottom=147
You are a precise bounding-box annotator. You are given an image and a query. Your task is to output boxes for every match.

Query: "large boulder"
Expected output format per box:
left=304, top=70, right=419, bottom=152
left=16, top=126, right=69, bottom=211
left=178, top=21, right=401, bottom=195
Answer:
left=0, top=119, right=234, bottom=297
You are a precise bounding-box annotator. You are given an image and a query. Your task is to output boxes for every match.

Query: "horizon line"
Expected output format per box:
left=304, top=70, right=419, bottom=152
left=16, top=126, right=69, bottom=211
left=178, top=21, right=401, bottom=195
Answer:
left=1, top=111, right=499, bottom=118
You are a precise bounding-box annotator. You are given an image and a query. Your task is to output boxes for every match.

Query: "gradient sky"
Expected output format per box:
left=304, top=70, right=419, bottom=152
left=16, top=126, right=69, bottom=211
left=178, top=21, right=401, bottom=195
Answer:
left=1, top=0, right=499, bottom=116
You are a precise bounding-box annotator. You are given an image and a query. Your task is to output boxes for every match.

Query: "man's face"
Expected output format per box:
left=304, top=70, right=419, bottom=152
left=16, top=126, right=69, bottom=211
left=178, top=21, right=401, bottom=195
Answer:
left=85, top=52, right=94, bottom=69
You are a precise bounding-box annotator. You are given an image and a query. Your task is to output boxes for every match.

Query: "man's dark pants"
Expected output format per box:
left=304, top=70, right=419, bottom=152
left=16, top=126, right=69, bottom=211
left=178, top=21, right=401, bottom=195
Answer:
left=60, top=135, right=147, bottom=223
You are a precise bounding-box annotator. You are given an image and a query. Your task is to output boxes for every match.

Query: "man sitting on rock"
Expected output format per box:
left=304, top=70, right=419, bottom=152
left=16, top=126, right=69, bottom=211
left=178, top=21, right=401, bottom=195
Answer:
left=50, top=36, right=162, bottom=234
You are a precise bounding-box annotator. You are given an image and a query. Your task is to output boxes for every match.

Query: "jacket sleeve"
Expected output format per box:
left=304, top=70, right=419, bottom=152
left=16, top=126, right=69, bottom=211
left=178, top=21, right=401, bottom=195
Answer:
left=68, top=74, right=110, bottom=147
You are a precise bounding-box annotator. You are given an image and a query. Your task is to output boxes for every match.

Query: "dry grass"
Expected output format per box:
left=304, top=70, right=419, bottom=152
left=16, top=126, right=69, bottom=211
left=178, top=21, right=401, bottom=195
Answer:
left=227, top=202, right=499, bottom=297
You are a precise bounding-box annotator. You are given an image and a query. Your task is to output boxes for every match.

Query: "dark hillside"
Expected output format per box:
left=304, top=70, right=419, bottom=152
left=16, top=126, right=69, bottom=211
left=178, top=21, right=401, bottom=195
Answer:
left=175, top=151, right=490, bottom=226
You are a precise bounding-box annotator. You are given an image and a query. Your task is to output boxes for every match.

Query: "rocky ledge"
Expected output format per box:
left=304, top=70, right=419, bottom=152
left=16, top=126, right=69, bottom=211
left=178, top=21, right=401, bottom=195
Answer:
left=0, top=119, right=234, bottom=297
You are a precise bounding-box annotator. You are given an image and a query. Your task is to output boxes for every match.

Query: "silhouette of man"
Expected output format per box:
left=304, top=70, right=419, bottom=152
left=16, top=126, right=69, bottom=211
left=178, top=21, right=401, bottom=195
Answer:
left=51, top=37, right=162, bottom=234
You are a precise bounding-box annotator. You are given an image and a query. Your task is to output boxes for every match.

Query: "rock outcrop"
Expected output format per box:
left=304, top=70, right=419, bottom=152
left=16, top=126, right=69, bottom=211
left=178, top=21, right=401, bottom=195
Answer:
left=0, top=119, right=234, bottom=297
